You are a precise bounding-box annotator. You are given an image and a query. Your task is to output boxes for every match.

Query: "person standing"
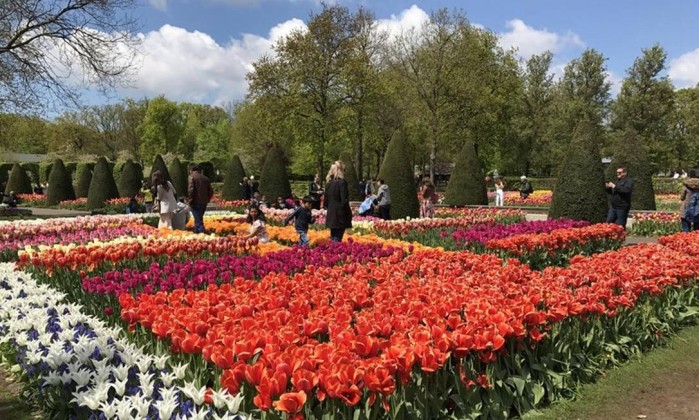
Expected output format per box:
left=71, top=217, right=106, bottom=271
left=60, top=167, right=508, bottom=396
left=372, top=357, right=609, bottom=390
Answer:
left=152, top=171, right=177, bottom=229
left=309, top=174, right=323, bottom=210
left=187, top=164, right=213, bottom=234
left=679, top=169, right=699, bottom=232
left=140, top=181, right=154, bottom=213
left=241, top=177, right=252, bottom=200
left=284, top=195, right=316, bottom=247
left=375, top=178, right=391, bottom=220
left=325, top=161, right=352, bottom=242
left=494, top=177, right=505, bottom=207
left=519, top=176, right=533, bottom=199
left=246, top=204, right=269, bottom=243
left=605, top=167, right=634, bottom=229
left=419, top=179, right=437, bottom=218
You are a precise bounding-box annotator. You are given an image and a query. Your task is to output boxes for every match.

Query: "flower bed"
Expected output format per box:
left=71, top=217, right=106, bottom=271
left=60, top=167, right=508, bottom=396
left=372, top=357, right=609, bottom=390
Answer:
left=485, top=223, right=626, bottom=268
left=630, top=211, right=680, bottom=236
left=2, top=212, right=699, bottom=419
left=449, top=219, right=589, bottom=251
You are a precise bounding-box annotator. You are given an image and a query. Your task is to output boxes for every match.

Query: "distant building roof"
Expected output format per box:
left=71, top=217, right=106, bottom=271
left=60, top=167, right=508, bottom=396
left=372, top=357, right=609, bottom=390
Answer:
left=3, top=153, right=46, bottom=163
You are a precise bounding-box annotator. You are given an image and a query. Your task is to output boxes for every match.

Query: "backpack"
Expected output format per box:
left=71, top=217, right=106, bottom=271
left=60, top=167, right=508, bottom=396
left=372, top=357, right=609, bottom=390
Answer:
left=685, top=190, right=699, bottom=220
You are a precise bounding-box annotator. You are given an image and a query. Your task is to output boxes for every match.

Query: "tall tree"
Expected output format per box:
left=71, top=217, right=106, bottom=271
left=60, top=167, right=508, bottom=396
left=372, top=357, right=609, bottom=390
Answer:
left=611, top=45, right=676, bottom=172
left=0, top=0, right=139, bottom=113
left=515, top=52, right=555, bottom=176
left=137, top=96, right=184, bottom=164
left=672, top=87, right=699, bottom=169
left=248, top=4, right=363, bottom=178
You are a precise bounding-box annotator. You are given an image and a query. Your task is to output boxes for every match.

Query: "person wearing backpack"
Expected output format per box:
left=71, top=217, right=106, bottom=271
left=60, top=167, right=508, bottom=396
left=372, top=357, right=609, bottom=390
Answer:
left=519, top=176, right=534, bottom=199
left=679, top=169, right=699, bottom=231
left=605, top=167, right=634, bottom=229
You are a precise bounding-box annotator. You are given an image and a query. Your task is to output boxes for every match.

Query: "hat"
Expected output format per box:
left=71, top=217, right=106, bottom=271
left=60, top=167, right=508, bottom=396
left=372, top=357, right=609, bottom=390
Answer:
left=301, top=195, right=317, bottom=203
left=520, top=175, right=527, bottom=180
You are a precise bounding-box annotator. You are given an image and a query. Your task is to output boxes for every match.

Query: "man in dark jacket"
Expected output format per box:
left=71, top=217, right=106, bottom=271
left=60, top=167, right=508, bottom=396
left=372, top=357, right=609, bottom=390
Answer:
left=605, top=167, right=633, bottom=229
left=187, top=164, right=214, bottom=234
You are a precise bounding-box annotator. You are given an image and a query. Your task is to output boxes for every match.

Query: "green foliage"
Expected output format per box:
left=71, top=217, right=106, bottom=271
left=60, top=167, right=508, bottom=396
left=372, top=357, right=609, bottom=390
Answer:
left=87, top=157, right=119, bottom=210
left=118, top=159, right=143, bottom=198
left=605, top=129, right=656, bottom=210
left=4, top=163, right=32, bottom=194
left=221, top=155, right=246, bottom=200
left=0, top=163, right=14, bottom=188
left=137, top=96, right=184, bottom=164
left=21, top=163, right=40, bottom=185
left=340, top=151, right=363, bottom=201
left=149, top=154, right=170, bottom=183
left=198, top=161, right=216, bottom=182
left=169, top=157, right=187, bottom=199
left=65, top=162, right=78, bottom=181
left=39, top=162, right=53, bottom=184
left=75, top=165, right=93, bottom=198
left=259, top=146, right=292, bottom=201
left=549, top=120, right=608, bottom=222
left=378, top=131, right=419, bottom=219
left=46, top=159, right=75, bottom=205
left=611, top=45, right=675, bottom=173
left=445, top=140, right=488, bottom=205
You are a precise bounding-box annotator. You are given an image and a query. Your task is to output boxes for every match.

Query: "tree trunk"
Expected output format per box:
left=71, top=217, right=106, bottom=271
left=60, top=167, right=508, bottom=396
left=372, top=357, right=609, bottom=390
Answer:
left=430, top=112, right=437, bottom=183
left=355, top=111, right=363, bottom=181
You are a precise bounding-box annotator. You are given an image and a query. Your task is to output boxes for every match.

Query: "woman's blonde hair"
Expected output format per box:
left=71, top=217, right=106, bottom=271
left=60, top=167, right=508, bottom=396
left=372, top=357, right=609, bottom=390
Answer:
left=326, top=160, right=345, bottom=183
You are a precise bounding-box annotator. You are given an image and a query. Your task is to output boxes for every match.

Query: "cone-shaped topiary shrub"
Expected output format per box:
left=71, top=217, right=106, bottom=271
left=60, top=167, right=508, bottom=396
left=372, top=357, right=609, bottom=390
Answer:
left=4, top=163, right=32, bottom=195
left=75, top=165, right=93, bottom=198
left=87, top=157, right=120, bottom=210
left=199, top=161, right=216, bottom=182
left=259, top=146, right=291, bottom=201
left=118, top=159, right=143, bottom=198
left=46, top=159, right=75, bottom=205
left=149, top=154, right=170, bottom=183
left=444, top=139, right=488, bottom=206
left=549, top=120, right=608, bottom=222
left=168, top=157, right=187, bottom=199
left=604, top=128, right=655, bottom=210
left=221, top=155, right=246, bottom=200
left=378, top=130, right=419, bottom=219
left=340, top=151, right=363, bottom=201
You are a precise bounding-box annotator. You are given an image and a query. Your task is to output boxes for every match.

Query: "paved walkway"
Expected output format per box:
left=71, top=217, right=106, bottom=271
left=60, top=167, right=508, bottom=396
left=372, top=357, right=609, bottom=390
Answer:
left=19, top=207, right=90, bottom=217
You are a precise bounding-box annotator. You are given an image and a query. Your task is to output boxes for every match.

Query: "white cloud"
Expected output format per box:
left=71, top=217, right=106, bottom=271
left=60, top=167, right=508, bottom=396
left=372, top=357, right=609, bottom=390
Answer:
left=669, top=48, right=699, bottom=88
left=374, top=4, right=430, bottom=41
left=123, top=19, right=306, bottom=104
left=498, top=19, right=584, bottom=60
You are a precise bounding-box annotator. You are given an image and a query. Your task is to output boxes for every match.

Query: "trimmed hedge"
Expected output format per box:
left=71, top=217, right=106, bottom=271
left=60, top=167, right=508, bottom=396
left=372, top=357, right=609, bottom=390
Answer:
left=378, top=130, right=419, bottom=219
left=39, top=162, right=53, bottom=184
left=605, top=128, right=656, bottom=210
left=221, top=155, right=246, bottom=200
left=169, top=157, right=188, bottom=199
left=46, top=159, right=75, bottom=205
left=118, top=159, right=143, bottom=198
left=149, top=154, right=170, bottom=183
left=199, top=161, right=216, bottom=182
left=4, top=163, right=32, bottom=194
left=259, top=146, right=292, bottom=201
left=75, top=165, right=93, bottom=198
left=87, top=157, right=119, bottom=210
left=549, top=120, right=608, bottom=223
left=340, top=151, right=363, bottom=201
left=445, top=140, right=488, bottom=206
left=21, top=163, right=40, bottom=185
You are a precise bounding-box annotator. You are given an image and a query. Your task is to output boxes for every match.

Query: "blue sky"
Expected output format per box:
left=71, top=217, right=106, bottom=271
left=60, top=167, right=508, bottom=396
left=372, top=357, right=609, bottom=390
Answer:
left=104, top=0, right=699, bottom=105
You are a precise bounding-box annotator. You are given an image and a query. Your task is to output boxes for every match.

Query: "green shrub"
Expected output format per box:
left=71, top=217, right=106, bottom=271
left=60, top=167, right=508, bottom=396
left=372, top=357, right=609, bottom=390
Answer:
left=199, top=161, right=216, bottom=181
left=169, top=157, right=187, bottom=199
left=4, top=163, right=32, bottom=194
left=46, top=159, right=76, bottom=205
left=340, top=151, right=363, bottom=201
left=118, top=159, right=143, bottom=198
left=39, top=162, right=53, bottom=184
left=221, top=155, right=246, bottom=200
left=259, top=146, right=292, bottom=201
left=149, top=154, right=170, bottom=182
left=21, top=163, right=40, bottom=185
left=378, top=131, right=419, bottom=219
left=75, top=165, right=93, bottom=198
left=0, top=163, right=14, bottom=189
left=549, top=120, right=608, bottom=222
left=87, top=157, right=120, bottom=210
left=605, top=128, right=655, bottom=210
left=65, top=162, right=77, bottom=181
left=445, top=139, right=488, bottom=205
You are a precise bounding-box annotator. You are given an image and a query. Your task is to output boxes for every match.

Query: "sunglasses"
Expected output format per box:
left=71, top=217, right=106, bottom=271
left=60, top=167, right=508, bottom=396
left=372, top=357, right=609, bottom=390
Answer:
left=616, top=171, right=624, bottom=174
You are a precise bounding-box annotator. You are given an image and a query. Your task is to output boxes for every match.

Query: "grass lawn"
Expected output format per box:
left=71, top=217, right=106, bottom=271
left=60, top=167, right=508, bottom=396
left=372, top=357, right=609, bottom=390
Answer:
left=526, top=323, right=699, bottom=420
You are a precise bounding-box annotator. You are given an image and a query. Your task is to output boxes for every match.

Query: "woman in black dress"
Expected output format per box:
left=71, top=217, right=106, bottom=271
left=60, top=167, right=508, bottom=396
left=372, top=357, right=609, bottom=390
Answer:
left=324, top=161, right=352, bottom=242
